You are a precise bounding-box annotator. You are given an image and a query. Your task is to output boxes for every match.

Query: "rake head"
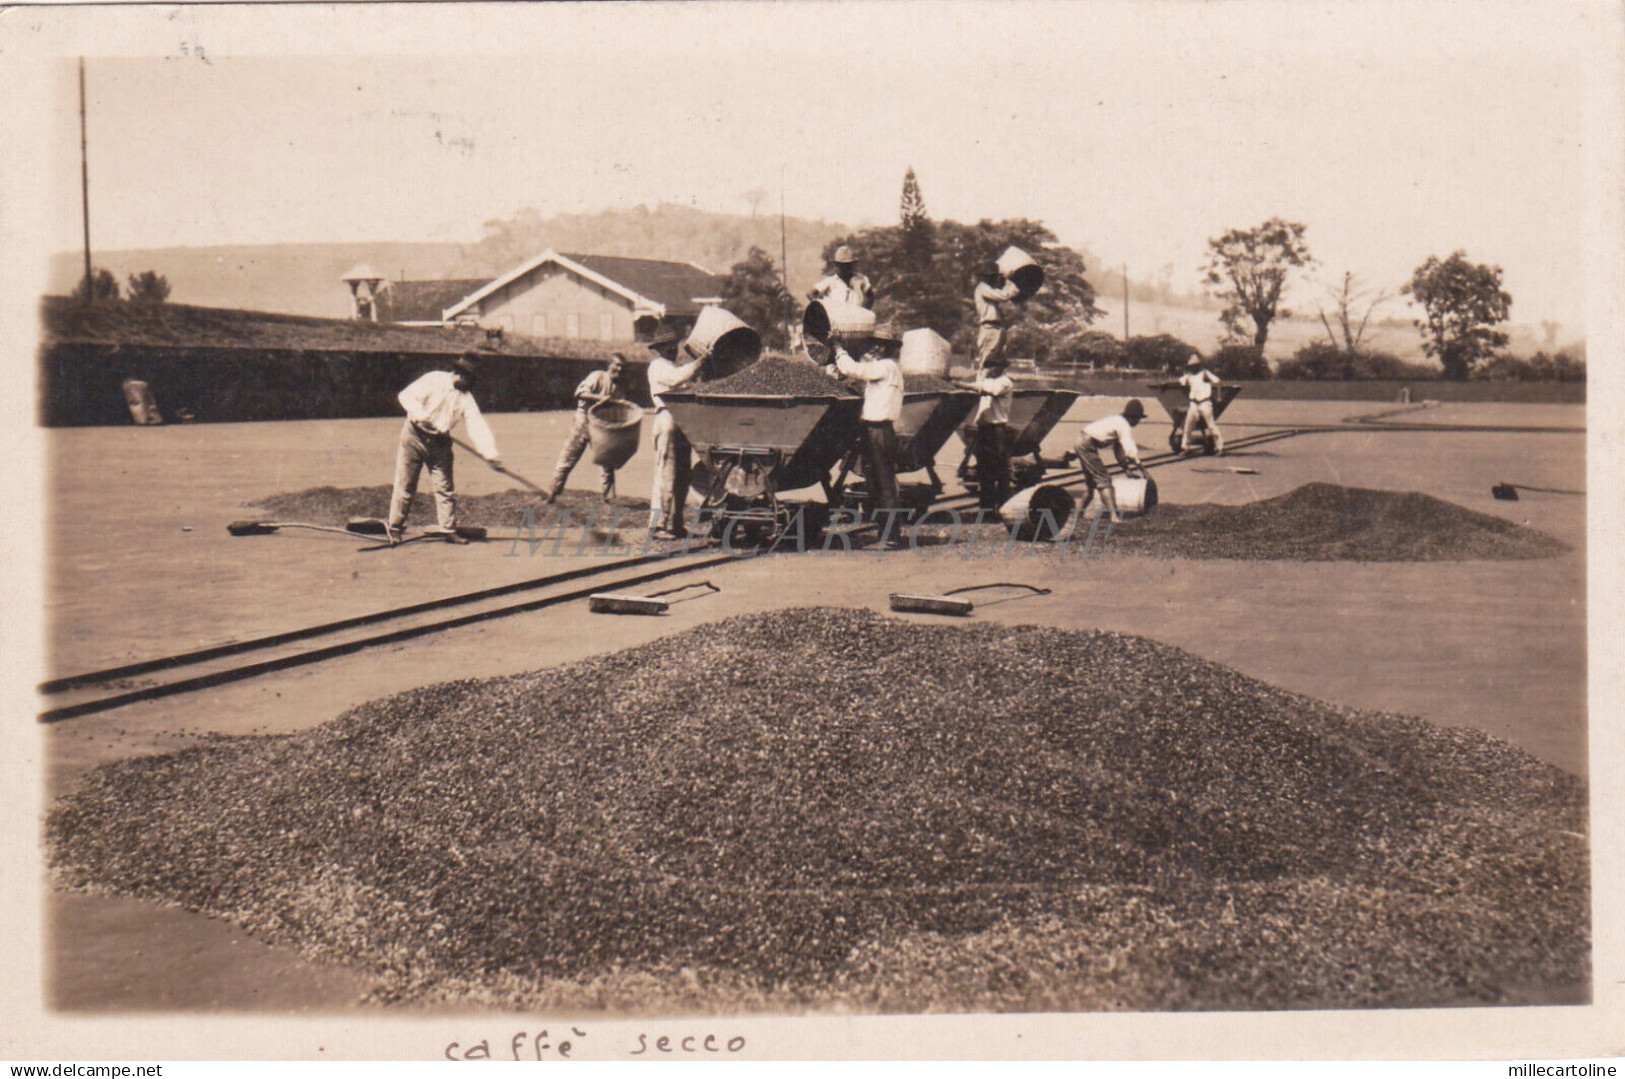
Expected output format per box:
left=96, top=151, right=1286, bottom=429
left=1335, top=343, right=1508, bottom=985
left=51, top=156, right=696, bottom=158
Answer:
left=888, top=593, right=976, bottom=616
left=588, top=593, right=672, bottom=616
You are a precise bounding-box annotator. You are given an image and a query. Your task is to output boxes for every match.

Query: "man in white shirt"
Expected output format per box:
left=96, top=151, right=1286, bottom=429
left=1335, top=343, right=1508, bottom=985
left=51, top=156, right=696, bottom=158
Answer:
left=546, top=352, right=628, bottom=504
left=646, top=327, right=705, bottom=540
left=807, top=245, right=874, bottom=310
left=1075, top=399, right=1147, bottom=523
left=1178, top=353, right=1225, bottom=455
left=955, top=355, right=1016, bottom=510
left=387, top=353, right=502, bottom=545
left=833, top=317, right=905, bottom=546
left=972, top=260, right=1024, bottom=371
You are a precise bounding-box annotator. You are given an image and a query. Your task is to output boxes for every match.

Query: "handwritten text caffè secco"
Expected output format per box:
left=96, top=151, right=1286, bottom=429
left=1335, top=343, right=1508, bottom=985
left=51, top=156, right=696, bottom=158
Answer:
left=442, top=1028, right=747, bottom=1060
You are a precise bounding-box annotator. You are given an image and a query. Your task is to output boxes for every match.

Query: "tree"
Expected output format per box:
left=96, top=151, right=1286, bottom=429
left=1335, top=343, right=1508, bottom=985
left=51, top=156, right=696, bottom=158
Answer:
left=1316, top=271, right=1389, bottom=358
left=1404, top=251, right=1512, bottom=380
left=1209, top=343, right=1272, bottom=380
left=126, top=270, right=171, bottom=304
left=1127, top=333, right=1201, bottom=374
left=823, top=213, right=1101, bottom=362
left=719, top=246, right=795, bottom=350
left=898, top=167, right=934, bottom=272
left=1202, top=218, right=1313, bottom=352
left=71, top=267, right=120, bottom=303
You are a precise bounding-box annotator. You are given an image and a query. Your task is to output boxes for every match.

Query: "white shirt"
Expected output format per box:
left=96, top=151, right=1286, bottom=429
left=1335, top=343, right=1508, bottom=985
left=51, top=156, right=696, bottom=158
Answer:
left=647, top=355, right=704, bottom=410
left=1180, top=369, right=1220, bottom=404
left=833, top=346, right=904, bottom=424
left=974, top=279, right=1022, bottom=325
left=398, top=370, right=499, bottom=460
left=808, top=272, right=873, bottom=309
left=966, top=371, right=1014, bottom=426
left=1082, top=414, right=1141, bottom=462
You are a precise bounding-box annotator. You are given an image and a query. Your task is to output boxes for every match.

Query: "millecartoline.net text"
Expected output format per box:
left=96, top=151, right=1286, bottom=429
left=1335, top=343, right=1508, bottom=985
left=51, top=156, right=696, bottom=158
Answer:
left=500, top=505, right=1119, bottom=558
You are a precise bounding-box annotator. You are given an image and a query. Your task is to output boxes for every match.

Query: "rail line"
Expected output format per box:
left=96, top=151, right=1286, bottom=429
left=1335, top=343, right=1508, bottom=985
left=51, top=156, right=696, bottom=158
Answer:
left=38, top=548, right=748, bottom=723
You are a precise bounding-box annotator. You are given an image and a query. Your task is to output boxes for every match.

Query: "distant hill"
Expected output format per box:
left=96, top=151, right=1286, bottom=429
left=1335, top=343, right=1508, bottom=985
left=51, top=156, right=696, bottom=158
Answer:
left=46, top=243, right=472, bottom=321
left=44, top=201, right=1574, bottom=361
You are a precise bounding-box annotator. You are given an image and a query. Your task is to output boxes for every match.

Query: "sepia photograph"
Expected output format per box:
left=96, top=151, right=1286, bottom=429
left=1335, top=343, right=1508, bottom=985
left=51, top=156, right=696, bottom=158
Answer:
left=2, top=0, right=1619, bottom=1063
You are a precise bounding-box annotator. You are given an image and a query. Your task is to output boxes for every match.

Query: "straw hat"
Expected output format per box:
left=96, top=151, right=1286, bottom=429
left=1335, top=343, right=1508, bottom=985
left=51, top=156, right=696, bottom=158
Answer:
left=833, top=245, right=857, bottom=264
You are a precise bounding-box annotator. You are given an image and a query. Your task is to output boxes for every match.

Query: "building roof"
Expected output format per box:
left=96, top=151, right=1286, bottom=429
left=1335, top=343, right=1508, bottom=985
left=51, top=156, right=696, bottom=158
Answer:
left=443, top=249, right=723, bottom=321
left=340, top=263, right=383, bottom=283
left=561, top=253, right=723, bottom=314
left=375, top=279, right=490, bottom=324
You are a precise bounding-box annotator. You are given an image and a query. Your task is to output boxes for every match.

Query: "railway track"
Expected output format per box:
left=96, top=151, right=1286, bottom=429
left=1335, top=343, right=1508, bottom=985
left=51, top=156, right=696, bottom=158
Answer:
left=38, top=546, right=750, bottom=723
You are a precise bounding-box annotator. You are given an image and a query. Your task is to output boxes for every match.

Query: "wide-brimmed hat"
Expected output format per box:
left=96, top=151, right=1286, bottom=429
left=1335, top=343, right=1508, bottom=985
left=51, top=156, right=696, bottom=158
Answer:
left=1123, top=398, right=1146, bottom=421
left=980, top=260, right=1001, bottom=278
left=646, top=325, right=682, bottom=348
left=452, top=353, right=480, bottom=377
left=1186, top=354, right=1203, bottom=367
left=833, top=245, right=856, bottom=264
left=872, top=321, right=902, bottom=344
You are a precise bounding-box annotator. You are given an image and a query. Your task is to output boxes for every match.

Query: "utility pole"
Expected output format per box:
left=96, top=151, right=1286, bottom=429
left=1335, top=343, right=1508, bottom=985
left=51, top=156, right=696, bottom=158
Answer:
left=780, top=170, right=791, bottom=344
left=79, top=57, right=93, bottom=305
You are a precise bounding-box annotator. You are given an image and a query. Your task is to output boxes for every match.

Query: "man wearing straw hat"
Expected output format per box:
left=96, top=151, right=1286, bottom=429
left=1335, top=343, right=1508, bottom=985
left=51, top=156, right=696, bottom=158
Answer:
left=1074, top=399, right=1148, bottom=524
left=956, top=353, right=1016, bottom=511
left=1178, top=352, right=1225, bottom=456
left=833, top=315, right=906, bottom=547
left=808, top=245, right=874, bottom=310
left=646, top=327, right=705, bottom=541
left=385, top=352, right=503, bottom=546
left=545, top=352, right=628, bottom=505
left=972, top=260, right=1025, bottom=371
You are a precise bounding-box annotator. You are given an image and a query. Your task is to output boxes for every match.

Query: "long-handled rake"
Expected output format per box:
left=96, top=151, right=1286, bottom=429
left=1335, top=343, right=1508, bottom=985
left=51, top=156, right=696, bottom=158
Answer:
left=1491, top=482, right=1585, bottom=501
left=588, top=581, right=721, bottom=616
left=889, top=582, right=1052, bottom=617
left=227, top=519, right=375, bottom=538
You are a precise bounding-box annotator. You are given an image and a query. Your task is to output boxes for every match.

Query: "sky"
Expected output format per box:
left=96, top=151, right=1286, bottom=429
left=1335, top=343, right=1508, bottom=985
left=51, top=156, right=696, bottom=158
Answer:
left=21, top=0, right=1596, bottom=328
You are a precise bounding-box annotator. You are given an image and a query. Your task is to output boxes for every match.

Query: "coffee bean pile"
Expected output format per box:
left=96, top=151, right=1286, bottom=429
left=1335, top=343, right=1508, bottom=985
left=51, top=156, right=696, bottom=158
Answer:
left=903, top=374, right=960, bottom=393
left=250, top=487, right=650, bottom=530
left=1102, top=483, right=1567, bottom=561
left=48, top=609, right=1587, bottom=1011
left=699, top=356, right=858, bottom=397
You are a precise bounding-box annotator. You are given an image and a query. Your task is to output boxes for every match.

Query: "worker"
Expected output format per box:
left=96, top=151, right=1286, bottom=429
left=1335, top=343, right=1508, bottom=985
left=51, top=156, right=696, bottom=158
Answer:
left=972, top=260, right=1024, bottom=371
left=546, top=352, right=628, bottom=504
left=1178, top=353, right=1225, bottom=455
left=807, top=245, right=874, bottom=310
left=1074, top=399, right=1147, bottom=524
left=386, top=353, right=502, bottom=546
left=832, top=314, right=905, bottom=547
left=955, top=354, right=1016, bottom=511
left=646, top=326, right=705, bottom=541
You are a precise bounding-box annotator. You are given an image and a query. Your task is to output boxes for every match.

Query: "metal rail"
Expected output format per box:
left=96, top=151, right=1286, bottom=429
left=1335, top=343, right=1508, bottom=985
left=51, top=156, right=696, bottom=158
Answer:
left=39, top=403, right=1570, bottom=723
left=39, top=550, right=747, bottom=723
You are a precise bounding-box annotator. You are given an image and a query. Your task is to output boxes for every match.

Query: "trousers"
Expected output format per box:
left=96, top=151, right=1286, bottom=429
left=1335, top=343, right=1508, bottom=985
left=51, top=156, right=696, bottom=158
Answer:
left=859, top=421, right=900, bottom=522
left=649, top=409, right=692, bottom=535
left=549, top=412, right=616, bottom=500
left=971, top=422, right=1012, bottom=510
left=389, top=420, right=456, bottom=531
left=975, top=324, right=1007, bottom=370
left=1182, top=399, right=1224, bottom=453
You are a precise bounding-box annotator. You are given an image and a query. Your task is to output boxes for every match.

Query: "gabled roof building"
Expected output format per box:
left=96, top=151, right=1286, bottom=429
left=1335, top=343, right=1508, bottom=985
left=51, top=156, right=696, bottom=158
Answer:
left=357, top=251, right=725, bottom=343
